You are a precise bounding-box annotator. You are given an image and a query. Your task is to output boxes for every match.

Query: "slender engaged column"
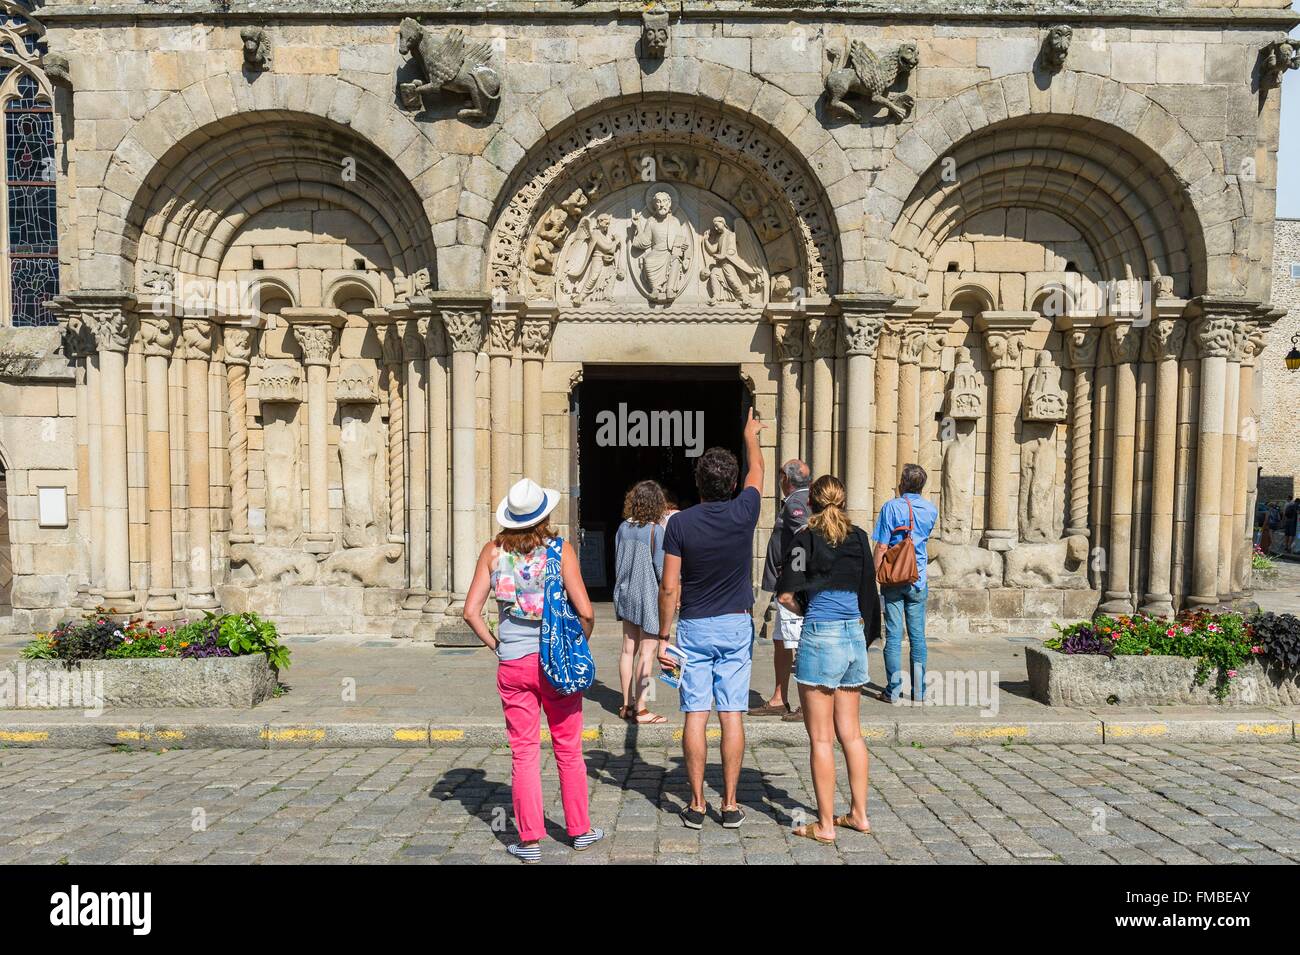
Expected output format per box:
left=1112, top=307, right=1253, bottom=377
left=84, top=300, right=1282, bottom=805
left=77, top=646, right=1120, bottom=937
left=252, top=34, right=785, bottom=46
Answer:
left=397, top=308, right=429, bottom=610
left=223, top=322, right=256, bottom=546
left=918, top=313, right=947, bottom=502
left=86, top=351, right=105, bottom=602
left=872, top=321, right=902, bottom=514
left=807, top=315, right=837, bottom=477
left=378, top=319, right=405, bottom=544
left=837, top=295, right=889, bottom=528
left=82, top=298, right=137, bottom=611
left=1140, top=315, right=1189, bottom=617
left=1100, top=320, right=1142, bottom=613
left=59, top=310, right=97, bottom=606
left=1189, top=308, right=1237, bottom=607
left=488, top=311, right=519, bottom=505
left=1061, top=321, right=1101, bottom=539
left=1216, top=323, right=1246, bottom=603
left=425, top=314, right=451, bottom=614
left=977, top=312, right=1032, bottom=551
left=139, top=315, right=181, bottom=611
left=895, top=320, right=926, bottom=477
left=180, top=317, right=219, bottom=608
left=1235, top=315, right=1276, bottom=599
left=520, top=309, right=556, bottom=480
left=288, top=313, right=343, bottom=555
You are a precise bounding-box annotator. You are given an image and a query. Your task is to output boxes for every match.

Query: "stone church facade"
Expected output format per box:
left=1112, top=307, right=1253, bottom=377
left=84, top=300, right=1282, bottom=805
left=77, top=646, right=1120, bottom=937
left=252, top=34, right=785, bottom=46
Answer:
left=0, top=0, right=1295, bottom=639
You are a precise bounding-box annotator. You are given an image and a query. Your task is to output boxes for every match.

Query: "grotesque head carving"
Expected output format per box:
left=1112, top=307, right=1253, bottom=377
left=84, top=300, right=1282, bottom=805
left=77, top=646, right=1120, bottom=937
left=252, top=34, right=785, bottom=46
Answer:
left=1042, top=25, right=1072, bottom=73
left=240, top=27, right=271, bottom=72
left=642, top=3, right=670, bottom=59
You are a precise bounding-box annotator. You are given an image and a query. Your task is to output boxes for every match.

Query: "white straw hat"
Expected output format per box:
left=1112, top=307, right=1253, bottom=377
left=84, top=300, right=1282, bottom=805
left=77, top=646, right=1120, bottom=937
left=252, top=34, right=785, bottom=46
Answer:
left=495, top=478, right=561, bottom=529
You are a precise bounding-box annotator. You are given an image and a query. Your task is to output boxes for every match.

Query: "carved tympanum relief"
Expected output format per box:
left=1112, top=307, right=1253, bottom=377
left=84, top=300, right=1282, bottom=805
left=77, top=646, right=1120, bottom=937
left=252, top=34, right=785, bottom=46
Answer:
left=550, top=181, right=770, bottom=310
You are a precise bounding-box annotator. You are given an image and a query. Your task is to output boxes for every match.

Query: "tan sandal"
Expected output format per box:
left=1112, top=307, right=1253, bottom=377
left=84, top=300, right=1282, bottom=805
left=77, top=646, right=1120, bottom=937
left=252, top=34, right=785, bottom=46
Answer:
left=792, top=824, right=835, bottom=845
left=834, top=814, right=871, bottom=834
left=633, top=709, right=667, bottom=724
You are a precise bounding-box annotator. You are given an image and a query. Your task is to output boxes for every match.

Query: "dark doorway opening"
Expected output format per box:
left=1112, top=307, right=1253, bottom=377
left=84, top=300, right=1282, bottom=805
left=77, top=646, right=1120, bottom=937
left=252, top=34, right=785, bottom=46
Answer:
left=575, top=365, right=751, bottom=600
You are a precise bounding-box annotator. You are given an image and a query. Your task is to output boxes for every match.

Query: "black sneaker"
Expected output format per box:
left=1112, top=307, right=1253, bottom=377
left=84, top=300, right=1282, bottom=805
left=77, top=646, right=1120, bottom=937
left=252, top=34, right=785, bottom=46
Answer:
left=679, top=804, right=706, bottom=829
left=721, top=806, right=747, bottom=829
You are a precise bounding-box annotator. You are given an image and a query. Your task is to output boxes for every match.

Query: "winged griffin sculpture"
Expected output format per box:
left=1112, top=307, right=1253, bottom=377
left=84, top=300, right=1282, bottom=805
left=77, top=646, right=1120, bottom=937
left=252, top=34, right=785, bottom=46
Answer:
left=824, top=40, right=919, bottom=122
left=397, top=19, right=501, bottom=119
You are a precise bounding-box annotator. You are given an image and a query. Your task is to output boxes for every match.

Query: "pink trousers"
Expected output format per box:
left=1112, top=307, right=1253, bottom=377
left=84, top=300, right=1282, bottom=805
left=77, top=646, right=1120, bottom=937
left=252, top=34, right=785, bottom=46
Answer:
left=496, top=653, right=590, bottom=842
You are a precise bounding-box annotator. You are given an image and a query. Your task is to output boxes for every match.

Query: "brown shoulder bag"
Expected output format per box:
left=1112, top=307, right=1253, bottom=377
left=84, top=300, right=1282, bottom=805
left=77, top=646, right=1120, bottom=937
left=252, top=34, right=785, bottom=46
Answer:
left=876, top=498, right=919, bottom=587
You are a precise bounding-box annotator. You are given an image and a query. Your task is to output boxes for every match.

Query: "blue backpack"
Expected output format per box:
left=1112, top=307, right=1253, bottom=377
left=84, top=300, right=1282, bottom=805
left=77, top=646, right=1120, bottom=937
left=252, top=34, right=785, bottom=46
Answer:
left=539, top=537, right=595, bottom=695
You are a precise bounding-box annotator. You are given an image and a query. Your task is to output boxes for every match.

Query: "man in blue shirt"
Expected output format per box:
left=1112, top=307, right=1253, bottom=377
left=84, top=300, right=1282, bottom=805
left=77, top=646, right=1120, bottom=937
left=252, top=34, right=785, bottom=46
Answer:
left=871, top=463, right=938, bottom=703
left=658, top=408, right=764, bottom=830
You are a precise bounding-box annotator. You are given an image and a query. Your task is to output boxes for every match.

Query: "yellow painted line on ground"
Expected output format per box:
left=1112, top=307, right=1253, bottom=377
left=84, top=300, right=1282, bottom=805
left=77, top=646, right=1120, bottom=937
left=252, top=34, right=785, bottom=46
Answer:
left=156, top=730, right=185, bottom=741
left=1235, top=722, right=1290, bottom=736
left=953, top=725, right=1029, bottom=740
left=1108, top=723, right=1168, bottom=738
left=116, top=729, right=185, bottom=743
left=0, top=730, right=49, bottom=743
left=261, top=727, right=326, bottom=742
left=671, top=728, right=722, bottom=741
left=861, top=728, right=892, bottom=741
left=429, top=729, right=465, bottom=742
left=392, top=728, right=427, bottom=742
left=116, top=730, right=143, bottom=741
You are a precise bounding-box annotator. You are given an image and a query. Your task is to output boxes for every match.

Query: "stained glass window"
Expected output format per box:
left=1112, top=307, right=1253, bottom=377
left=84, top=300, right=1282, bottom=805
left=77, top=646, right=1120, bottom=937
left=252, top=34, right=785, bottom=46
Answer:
left=5, top=69, right=58, bottom=326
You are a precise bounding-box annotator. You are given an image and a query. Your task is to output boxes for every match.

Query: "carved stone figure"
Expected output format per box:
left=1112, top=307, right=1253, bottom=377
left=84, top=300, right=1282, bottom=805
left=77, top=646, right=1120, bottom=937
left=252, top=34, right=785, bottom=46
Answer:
left=258, top=361, right=302, bottom=546
left=824, top=40, right=919, bottom=122
left=240, top=27, right=271, bottom=72
left=398, top=20, right=501, bottom=119
left=528, top=207, right=570, bottom=275
left=43, top=53, right=72, bottom=87
left=700, top=216, right=762, bottom=307
left=339, top=406, right=381, bottom=549
left=562, top=214, right=624, bottom=305
left=629, top=188, right=692, bottom=305
left=641, top=3, right=669, bottom=59
left=1003, top=535, right=1090, bottom=589
left=1040, top=25, right=1072, bottom=73
left=321, top=543, right=404, bottom=587
left=1024, top=352, right=1067, bottom=422
left=945, top=346, right=985, bottom=419
left=230, top=544, right=318, bottom=585
left=928, top=540, right=1003, bottom=588
left=1019, top=434, right=1059, bottom=543
left=1261, top=37, right=1299, bottom=89
left=336, top=361, right=379, bottom=404
left=941, top=423, right=976, bottom=544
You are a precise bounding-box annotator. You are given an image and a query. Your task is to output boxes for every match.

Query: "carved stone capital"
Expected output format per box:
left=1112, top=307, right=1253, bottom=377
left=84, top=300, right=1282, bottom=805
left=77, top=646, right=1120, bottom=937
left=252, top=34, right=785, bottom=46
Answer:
left=982, top=328, right=1026, bottom=371
left=841, top=316, right=884, bottom=357
left=442, top=310, right=487, bottom=353
left=222, top=324, right=256, bottom=366
left=1107, top=322, right=1143, bottom=365
left=519, top=318, right=555, bottom=360
left=89, top=309, right=133, bottom=354
left=1065, top=328, right=1100, bottom=370
left=138, top=315, right=179, bottom=358
left=807, top=316, right=839, bottom=360
left=487, top=316, right=519, bottom=358
left=898, top=323, right=927, bottom=366
left=1195, top=316, right=1238, bottom=359
left=291, top=324, right=336, bottom=367
left=770, top=317, right=804, bottom=363
left=1143, top=319, right=1188, bottom=364
left=878, top=320, right=906, bottom=362
left=179, top=318, right=217, bottom=360
left=380, top=323, right=405, bottom=367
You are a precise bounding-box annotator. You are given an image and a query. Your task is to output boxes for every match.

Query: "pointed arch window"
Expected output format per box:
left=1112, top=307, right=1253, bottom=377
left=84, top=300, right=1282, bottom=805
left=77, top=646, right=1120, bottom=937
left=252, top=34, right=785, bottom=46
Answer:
left=0, top=1, right=57, bottom=327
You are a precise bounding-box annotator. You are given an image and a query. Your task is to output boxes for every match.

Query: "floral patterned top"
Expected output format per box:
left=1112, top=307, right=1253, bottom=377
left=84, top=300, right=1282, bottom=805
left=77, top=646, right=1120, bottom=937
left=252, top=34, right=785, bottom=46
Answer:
left=491, top=542, right=549, bottom=621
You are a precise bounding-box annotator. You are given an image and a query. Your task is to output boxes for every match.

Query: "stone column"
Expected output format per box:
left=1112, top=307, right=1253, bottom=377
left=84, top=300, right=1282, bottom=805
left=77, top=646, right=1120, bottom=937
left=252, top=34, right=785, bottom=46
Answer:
left=918, top=310, right=948, bottom=500
left=767, top=306, right=804, bottom=478
left=1099, top=319, right=1142, bottom=614
left=373, top=313, right=405, bottom=545
left=79, top=295, right=137, bottom=611
left=138, top=314, right=182, bottom=611
left=286, top=309, right=344, bottom=555
left=806, top=312, right=837, bottom=478
left=59, top=309, right=97, bottom=605
left=1139, top=310, right=1189, bottom=616
left=872, top=320, right=902, bottom=514
left=1060, top=318, right=1101, bottom=539
left=1217, top=322, right=1246, bottom=603
left=1188, top=306, right=1239, bottom=607
left=976, top=312, right=1032, bottom=551
left=519, top=305, right=557, bottom=481
left=895, top=318, right=927, bottom=478
left=86, top=349, right=104, bottom=602
left=222, top=321, right=256, bottom=546
left=179, top=316, right=219, bottom=609
left=393, top=304, right=428, bottom=615
left=488, top=306, right=519, bottom=505
left=1234, top=315, right=1275, bottom=600
left=837, top=294, right=889, bottom=528
left=422, top=309, right=453, bottom=623
left=433, top=293, right=491, bottom=639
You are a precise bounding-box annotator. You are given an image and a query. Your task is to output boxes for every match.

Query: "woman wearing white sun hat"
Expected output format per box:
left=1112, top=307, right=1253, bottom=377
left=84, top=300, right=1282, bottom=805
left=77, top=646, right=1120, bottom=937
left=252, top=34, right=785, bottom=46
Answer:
left=463, top=477, right=604, bottom=863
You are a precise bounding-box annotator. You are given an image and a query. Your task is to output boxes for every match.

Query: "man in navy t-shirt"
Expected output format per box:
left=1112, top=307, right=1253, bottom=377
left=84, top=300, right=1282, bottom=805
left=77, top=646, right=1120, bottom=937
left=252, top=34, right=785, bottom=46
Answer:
left=658, top=408, right=764, bottom=830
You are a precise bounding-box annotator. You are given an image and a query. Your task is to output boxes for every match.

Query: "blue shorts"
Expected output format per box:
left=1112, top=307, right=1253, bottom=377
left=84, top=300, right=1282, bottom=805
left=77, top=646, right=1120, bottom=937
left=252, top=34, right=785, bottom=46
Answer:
left=795, top=618, right=868, bottom=690
left=676, top=613, right=754, bottom=713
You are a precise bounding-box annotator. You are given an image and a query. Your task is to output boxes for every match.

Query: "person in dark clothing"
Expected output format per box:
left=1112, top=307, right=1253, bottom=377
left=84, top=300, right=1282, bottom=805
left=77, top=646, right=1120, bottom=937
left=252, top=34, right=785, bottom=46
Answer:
left=751, top=458, right=811, bottom=718
left=1285, top=498, right=1299, bottom=554
left=776, top=474, right=882, bottom=844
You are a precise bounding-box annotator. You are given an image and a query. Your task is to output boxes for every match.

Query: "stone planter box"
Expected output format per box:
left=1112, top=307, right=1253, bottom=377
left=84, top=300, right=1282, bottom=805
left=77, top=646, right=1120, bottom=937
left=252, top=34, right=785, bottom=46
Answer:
left=1026, top=646, right=1300, bottom=707
left=14, top=655, right=278, bottom=708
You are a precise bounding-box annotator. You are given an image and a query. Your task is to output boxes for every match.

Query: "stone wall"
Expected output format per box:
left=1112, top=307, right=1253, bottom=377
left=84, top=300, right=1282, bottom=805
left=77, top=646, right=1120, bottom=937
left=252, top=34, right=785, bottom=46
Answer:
left=1259, top=218, right=1300, bottom=501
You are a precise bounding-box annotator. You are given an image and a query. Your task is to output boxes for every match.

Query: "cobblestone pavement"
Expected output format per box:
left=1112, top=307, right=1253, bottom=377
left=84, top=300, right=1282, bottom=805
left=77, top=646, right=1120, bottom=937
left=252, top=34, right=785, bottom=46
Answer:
left=1, top=743, right=1296, bottom=864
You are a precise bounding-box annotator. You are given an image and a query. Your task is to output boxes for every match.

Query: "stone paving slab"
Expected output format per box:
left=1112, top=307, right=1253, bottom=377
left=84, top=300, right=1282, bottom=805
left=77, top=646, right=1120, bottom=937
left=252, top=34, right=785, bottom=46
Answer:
left=0, top=742, right=1294, bottom=865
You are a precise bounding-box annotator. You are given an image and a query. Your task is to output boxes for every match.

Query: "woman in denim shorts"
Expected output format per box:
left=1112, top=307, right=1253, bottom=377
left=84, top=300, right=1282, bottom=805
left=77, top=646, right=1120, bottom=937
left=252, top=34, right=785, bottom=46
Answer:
left=775, top=475, right=882, bottom=844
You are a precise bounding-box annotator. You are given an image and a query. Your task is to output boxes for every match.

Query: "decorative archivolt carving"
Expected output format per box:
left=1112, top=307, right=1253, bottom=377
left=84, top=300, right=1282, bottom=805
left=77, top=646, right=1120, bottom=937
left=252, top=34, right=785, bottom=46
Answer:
left=395, top=267, right=432, bottom=302
left=1040, top=25, right=1072, bottom=74
left=641, top=3, right=669, bottom=60
left=824, top=40, right=918, bottom=123
left=240, top=26, right=271, bottom=73
left=397, top=20, right=501, bottom=120
left=1023, top=352, right=1067, bottom=423
left=491, top=106, right=837, bottom=302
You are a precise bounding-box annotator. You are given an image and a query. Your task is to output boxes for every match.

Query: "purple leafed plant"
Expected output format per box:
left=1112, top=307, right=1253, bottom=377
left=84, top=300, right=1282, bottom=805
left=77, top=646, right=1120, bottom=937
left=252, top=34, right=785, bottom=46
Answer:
left=179, top=635, right=234, bottom=659
left=1059, top=628, right=1111, bottom=657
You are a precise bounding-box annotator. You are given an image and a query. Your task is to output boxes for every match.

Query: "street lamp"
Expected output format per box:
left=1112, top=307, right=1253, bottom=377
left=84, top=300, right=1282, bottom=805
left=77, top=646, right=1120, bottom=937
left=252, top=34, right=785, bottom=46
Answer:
left=1287, top=332, right=1300, bottom=372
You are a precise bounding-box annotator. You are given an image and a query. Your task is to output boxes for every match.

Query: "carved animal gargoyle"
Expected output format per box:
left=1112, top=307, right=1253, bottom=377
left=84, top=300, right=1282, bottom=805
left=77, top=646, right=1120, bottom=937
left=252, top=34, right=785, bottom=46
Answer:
left=1260, top=36, right=1299, bottom=90
left=397, top=19, right=501, bottom=120
left=1040, top=25, right=1072, bottom=74
left=240, top=27, right=271, bottom=73
left=824, top=40, right=919, bottom=122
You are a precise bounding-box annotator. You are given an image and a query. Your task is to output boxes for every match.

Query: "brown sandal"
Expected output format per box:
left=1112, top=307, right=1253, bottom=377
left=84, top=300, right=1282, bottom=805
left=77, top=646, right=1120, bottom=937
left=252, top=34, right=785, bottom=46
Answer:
left=633, top=709, right=667, bottom=724
left=834, top=814, right=871, bottom=834
left=792, top=824, right=835, bottom=845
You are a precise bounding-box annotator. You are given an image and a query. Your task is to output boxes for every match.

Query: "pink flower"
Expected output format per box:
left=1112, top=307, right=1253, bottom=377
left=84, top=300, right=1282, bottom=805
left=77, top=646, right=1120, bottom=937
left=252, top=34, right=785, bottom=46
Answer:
left=1166, top=627, right=1176, bottom=637
left=158, top=627, right=168, bottom=635
left=1227, top=669, right=1238, bottom=678
left=1251, top=646, right=1264, bottom=654
left=1207, top=623, right=1220, bottom=633
left=1181, top=626, right=1192, bottom=635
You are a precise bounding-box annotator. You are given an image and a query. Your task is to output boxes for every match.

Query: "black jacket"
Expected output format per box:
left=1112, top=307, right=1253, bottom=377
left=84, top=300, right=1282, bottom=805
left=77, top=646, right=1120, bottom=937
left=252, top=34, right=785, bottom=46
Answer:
left=776, top=524, right=882, bottom=646
left=762, top=487, right=810, bottom=591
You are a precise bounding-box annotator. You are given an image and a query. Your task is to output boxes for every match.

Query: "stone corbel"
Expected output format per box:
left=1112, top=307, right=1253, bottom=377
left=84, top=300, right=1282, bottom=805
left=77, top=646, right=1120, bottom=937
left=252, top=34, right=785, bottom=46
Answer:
left=641, top=2, right=670, bottom=60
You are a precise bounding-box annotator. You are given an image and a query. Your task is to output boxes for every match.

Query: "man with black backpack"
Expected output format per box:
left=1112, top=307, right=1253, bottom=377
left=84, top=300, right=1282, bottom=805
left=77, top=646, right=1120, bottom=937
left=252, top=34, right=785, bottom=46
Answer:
left=872, top=464, right=938, bottom=703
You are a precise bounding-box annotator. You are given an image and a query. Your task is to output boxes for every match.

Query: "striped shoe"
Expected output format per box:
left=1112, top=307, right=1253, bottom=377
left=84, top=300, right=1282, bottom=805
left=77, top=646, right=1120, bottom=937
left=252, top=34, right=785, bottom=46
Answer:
left=573, top=827, right=605, bottom=851
left=507, top=843, right=541, bottom=864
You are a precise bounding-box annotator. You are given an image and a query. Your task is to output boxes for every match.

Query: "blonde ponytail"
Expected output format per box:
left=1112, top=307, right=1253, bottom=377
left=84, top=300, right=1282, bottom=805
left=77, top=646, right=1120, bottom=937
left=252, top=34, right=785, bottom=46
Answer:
left=807, top=474, right=851, bottom=546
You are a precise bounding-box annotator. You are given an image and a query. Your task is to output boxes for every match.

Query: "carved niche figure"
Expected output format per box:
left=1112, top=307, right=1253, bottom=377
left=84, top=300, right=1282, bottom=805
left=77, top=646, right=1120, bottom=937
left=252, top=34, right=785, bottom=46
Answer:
left=397, top=20, right=501, bottom=119
left=562, top=214, right=625, bottom=305
left=240, top=27, right=271, bottom=72
left=629, top=188, right=692, bottom=305
left=257, top=362, right=303, bottom=547
left=1004, top=535, right=1090, bottom=589
left=1261, top=37, right=1300, bottom=89
left=945, top=346, right=985, bottom=419
left=1040, top=25, right=1072, bottom=74
left=337, top=363, right=382, bottom=549
left=1024, top=352, right=1067, bottom=422
left=824, top=40, right=919, bottom=122
left=941, top=422, right=977, bottom=545
left=700, top=216, right=762, bottom=308
left=1019, top=434, right=1059, bottom=543
left=641, top=3, right=670, bottom=59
